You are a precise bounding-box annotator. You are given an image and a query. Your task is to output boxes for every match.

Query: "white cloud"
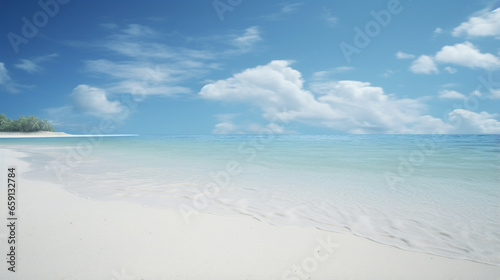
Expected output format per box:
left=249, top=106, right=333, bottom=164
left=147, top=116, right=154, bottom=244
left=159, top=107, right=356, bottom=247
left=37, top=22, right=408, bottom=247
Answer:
left=261, top=3, right=303, bottom=21
left=212, top=121, right=240, bottom=134
left=396, top=51, right=415, bottom=59
left=48, top=23, right=265, bottom=127
left=14, top=60, right=38, bottom=73
left=444, top=66, right=457, bottom=74
left=83, top=59, right=195, bottom=96
left=448, top=109, right=500, bottom=134
left=281, top=3, right=302, bottom=14
left=100, top=24, right=259, bottom=65
left=104, top=40, right=177, bottom=60
left=451, top=88, right=500, bottom=100
left=434, top=27, right=444, bottom=35
left=321, top=8, right=338, bottom=26
left=452, top=8, right=500, bottom=37
left=311, top=66, right=354, bottom=81
left=439, top=90, right=466, bottom=100
left=489, top=89, right=500, bottom=99
left=48, top=24, right=265, bottom=126
left=382, top=69, right=394, bottom=77
left=332, top=66, right=354, bottom=73
left=434, top=42, right=500, bottom=70
left=200, top=60, right=330, bottom=122
left=470, top=90, right=483, bottom=97
left=315, top=81, right=430, bottom=133
left=0, top=62, right=22, bottom=93
left=122, top=24, right=155, bottom=37
left=71, top=85, right=125, bottom=118
left=103, top=25, right=215, bottom=61
left=200, top=60, right=500, bottom=134
left=211, top=113, right=287, bottom=134
left=0, top=63, right=13, bottom=90
left=14, top=53, right=58, bottom=73
left=441, top=83, right=460, bottom=88
left=233, top=26, right=261, bottom=50
left=410, top=55, right=438, bottom=74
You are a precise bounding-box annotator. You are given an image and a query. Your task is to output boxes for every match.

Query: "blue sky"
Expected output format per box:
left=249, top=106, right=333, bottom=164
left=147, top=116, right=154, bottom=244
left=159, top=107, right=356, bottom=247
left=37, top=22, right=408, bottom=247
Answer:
left=1, top=0, right=499, bottom=134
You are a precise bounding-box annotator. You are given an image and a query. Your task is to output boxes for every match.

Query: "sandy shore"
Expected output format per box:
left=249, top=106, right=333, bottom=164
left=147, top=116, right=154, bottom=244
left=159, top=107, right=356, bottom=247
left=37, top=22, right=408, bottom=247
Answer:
left=0, top=148, right=498, bottom=279
left=0, top=132, right=138, bottom=138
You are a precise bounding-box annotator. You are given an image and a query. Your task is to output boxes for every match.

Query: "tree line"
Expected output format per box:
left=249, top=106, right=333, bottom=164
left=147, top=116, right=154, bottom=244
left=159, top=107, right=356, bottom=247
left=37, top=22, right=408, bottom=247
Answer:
left=0, top=114, right=55, bottom=132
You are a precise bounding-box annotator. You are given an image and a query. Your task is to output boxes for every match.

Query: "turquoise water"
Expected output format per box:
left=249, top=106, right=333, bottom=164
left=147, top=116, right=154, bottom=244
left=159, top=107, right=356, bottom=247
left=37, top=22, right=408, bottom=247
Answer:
left=1, top=134, right=499, bottom=264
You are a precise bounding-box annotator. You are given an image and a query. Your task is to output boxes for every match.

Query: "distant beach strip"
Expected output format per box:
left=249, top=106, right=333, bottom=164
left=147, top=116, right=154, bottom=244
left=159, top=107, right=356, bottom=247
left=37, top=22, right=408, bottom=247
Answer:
left=0, top=132, right=139, bottom=138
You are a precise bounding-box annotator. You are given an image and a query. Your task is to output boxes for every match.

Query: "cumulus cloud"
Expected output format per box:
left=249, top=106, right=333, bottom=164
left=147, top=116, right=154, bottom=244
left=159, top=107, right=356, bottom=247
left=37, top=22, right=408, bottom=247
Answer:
left=396, top=51, right=415, bottom=59
left=71, top=85, right=125, bottom=118
left=200, top=60, right=500, bottom=134
left=315, top=80, right=430, bottom=133
left=439, top=90, right=466, bottom=100
left=200, top=60, right=333, bottom=122
left=448, top=109, right=500, bottom=134
left=434, top=42, right=500, bottom=70
left=452, top=8, right=500, bottom=37
left=409, top=42, right=500, bottom=74
left=410, top=55, right=438, bottom=74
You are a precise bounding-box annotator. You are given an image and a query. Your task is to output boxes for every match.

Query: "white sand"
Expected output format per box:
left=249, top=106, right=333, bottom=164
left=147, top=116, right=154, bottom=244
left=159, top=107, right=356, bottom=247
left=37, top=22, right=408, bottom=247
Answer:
left=0, top=132, right=138, bottom=138
left=0, top=148, right=498, bottom=279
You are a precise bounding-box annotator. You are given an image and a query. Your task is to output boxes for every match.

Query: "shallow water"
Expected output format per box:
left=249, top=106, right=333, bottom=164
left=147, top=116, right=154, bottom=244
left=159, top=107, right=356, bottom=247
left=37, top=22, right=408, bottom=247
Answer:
left=2, top=134, right=499, bottom=264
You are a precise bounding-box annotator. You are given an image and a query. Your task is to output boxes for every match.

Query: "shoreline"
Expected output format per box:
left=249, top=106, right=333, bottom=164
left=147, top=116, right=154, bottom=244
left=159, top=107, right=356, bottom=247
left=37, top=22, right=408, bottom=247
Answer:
left=0, top=148, right=498, bottom=279
left=0, top=131, right=138, bottom=138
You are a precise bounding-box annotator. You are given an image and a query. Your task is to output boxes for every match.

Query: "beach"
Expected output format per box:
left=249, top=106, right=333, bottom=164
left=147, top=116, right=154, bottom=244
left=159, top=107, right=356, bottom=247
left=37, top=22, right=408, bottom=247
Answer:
left=2, top=0, right=499, bottom=277
left=0, top=131, right=72, bottom=138
left=0, top=135, right=499, bottom=279
left=0, top=132, right=138, bottom=138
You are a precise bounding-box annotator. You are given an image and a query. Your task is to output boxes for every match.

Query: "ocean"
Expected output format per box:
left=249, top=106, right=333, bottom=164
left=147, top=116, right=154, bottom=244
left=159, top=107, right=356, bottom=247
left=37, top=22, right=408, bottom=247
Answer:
left=2, top=134, right=499, bottom=265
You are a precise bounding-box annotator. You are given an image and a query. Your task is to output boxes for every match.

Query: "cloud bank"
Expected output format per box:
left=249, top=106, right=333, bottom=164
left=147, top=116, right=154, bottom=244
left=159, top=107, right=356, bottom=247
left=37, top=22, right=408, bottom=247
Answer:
left=200, top=60, right=500, bottom=134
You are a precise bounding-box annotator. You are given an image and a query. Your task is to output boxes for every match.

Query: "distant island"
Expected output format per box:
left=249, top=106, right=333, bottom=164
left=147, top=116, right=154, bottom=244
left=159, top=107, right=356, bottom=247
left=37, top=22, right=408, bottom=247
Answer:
left=0, top=114, right=55, bottom=132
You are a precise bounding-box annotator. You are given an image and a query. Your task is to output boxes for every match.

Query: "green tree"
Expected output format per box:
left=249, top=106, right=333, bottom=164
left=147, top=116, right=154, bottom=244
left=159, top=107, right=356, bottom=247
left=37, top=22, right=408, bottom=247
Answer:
left=0, top=114, right=56, bottom=132
left=26, top=115, right=40, bottom=132
left=41, top=118, right=55, bottom=132
left=0, top=114, right=10, bottom=131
